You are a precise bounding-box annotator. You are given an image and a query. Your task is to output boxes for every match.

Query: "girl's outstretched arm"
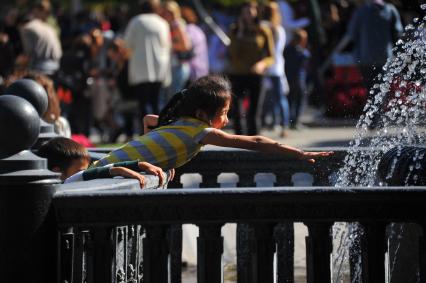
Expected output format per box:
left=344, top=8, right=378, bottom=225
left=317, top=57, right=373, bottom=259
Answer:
left=201, top=129, right=333, bottom=163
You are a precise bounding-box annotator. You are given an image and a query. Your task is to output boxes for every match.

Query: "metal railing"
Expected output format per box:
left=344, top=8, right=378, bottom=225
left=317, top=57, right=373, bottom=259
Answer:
left=5, top=147, right=426, bottom=283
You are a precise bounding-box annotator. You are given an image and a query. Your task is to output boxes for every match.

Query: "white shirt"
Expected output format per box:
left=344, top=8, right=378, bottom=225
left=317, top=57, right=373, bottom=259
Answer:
left=20, top=19, right=62, bottom=73
left=124, top=13, right=172, bottom=86
left=266, top=25, right=289, bottom=94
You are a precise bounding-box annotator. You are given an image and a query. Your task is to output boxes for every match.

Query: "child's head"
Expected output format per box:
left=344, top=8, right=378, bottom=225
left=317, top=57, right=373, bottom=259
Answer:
left=291, top=28, right=308, bottom=48
left=37, top=137, right=91, bottom=181
left=158, top=75, right=232, bottom=129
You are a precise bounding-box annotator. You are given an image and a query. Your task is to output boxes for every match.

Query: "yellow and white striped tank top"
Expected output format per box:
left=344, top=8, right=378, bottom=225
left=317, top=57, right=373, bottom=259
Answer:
left=92, top=118, right=212, bottom=170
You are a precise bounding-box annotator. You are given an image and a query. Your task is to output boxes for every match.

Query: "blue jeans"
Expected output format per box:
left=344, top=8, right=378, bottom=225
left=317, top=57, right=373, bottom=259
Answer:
left=261, top=76, right=290, bottom=128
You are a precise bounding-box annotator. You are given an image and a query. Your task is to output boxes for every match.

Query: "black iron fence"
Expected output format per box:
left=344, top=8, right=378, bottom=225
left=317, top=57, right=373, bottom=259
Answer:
left=3, top=147, right=426, bottom=283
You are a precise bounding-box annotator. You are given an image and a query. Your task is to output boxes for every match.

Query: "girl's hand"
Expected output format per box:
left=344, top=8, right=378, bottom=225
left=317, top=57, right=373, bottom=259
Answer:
left=109, top=167, right=146, bottom=189
left=138, top=162, right=165, bottom=186
left=168, top=168, right=175, bottom=181
left=300, top=151, right=334, bottom=163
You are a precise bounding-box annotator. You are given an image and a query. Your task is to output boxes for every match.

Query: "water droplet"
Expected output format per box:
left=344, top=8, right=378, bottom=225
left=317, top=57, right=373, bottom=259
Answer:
left=405, top=24, right=415, bottom=31
left=421, top=3, right=426, bottom=10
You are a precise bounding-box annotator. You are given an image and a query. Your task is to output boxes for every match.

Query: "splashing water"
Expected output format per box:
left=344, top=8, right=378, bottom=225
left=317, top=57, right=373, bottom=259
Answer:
left=332, top=10, right=426, bottom=282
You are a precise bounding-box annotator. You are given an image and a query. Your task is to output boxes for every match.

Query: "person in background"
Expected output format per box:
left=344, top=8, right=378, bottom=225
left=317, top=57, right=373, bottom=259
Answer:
left=106, top=38, right=135, bottom=142
left=161, top=1, right=192, bottom=97
left=181, top=6, right=209, bottom=83
left=328, top=0, right=403, bottom=93
left=227, top=1, right=275, bottom=135
left=124, top=0, right=171, bottom=130
left=20, top=1, right=62, bottom=76
left=276, top=0, right=310, bottom=45
left=284, top=28, right=310, bottom=129
left=260, top=2, right=291, bottom=137
left=38, top=137, right=165, bottom=188
left=0, top=7, right=22, bottom=85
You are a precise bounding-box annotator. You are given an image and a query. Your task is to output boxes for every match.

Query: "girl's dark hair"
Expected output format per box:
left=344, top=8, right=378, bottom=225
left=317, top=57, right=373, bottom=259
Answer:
left=157, top=75, right=232, bottom=127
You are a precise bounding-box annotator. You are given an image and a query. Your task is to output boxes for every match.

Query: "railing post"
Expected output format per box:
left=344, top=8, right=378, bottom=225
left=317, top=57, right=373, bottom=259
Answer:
left=114, top=226, right=128, bottom=283
left=237, top=172, right=256, bottom=187
left=252, top=223, right=276, bottom=283
left=126, top=225, right=138, bottom=283
left=237, top=223, right=277, bottom=283
left=237, top=173, right=256, bottom=283
left=59, top=228, right=75, bottom=283
left=200, top=172, right=220, bottom=188
left=274, top=172, right=295, bottom=283
left=197, top=224, right=224, bottom=283
left=360, top=222, right=387, bottom=283
left=274, top=223, right=294, bottom=283
left=168, top=172, right=183, bottom=188
left=92, top=227, right=114, bottom=283
left=137, top=226, right=145, bottom=283
left=312, top=165, right=331, bottom=186
left=305, top=222, right=333, bottom=283
left=143, top=225, right=169, bottom=283
left=168, top=224, right=183, bottom=283
left=419, top=223, right=426, bottom=282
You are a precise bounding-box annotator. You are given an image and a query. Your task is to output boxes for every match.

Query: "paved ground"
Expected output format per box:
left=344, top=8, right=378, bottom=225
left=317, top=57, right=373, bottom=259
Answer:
left=180, top=108, right=361, bottom=282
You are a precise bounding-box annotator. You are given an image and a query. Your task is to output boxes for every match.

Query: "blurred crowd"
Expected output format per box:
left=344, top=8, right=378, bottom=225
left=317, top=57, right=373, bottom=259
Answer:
left=0, top=0, right=422, bottom=144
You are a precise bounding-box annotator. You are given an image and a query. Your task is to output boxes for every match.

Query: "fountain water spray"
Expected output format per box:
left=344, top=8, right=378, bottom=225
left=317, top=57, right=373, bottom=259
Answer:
left=332, top=6, right=426, bottom=282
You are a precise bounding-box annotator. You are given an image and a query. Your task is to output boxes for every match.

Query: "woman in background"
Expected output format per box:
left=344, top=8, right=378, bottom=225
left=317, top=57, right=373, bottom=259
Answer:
left=227, top=1, right=275, bottom=135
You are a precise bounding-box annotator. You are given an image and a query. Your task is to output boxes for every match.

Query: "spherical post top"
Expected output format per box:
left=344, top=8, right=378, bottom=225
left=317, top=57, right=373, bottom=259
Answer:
left=4, top=79, right=48, bottom=116
left=0, top=95, right=40, bottom=159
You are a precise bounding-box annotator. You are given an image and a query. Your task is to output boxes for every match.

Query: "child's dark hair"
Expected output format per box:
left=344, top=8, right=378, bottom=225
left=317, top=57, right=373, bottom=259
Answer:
left=37, top=137, right=90, bottom=171
left=157, top=75, right=232, bottom=127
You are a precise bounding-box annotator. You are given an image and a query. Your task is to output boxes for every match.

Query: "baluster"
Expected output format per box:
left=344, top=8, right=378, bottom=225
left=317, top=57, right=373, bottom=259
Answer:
left=237, top=223, right=255, bottom=283
left=419, top=223, right=426, bottom=282
left=360, top=222, right=387, bottom=283
left=168, top=225, right=183, bottom=283
left=237, top=173, right=256, bottom=187
left=83, top=230, right=94, bottom=283
left=127, top=225, right=138, bottom=283
left=72, top=228, right=84, bottom=283
left=252, top=223, right=276, bottom=283
left=143, top=226, right=168, bottom=283
left=237, top=223, right=276, bottom=283
left=274, top=172, right=293, bottom=186
left=305, top=222, right=333, bottom=283
left=136, top=226, right=145, bottom=283
left=197, top=224, right=224, bottom=283
left=92, top=227, right=114, bottom=283
left=274, top=172, right=294, bottom=283
left=59, top=228, right=74, bottom=283
left=114, top=226, right=127, bottom=283
left=200, top=172, right=220, bottom=188
left=312, top=165, right=331, bottom=186
left=237, top=173, right=256, bottom=283
left=168, top=172, right=183, bottom=188
left=274, top=223, right=294, bottom=283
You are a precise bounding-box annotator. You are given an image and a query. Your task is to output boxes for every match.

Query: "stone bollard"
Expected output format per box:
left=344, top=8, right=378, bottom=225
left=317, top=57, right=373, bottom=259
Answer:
left=0, top=95, right=61, bottom=282
left=4, top=78, right=59, bottom=149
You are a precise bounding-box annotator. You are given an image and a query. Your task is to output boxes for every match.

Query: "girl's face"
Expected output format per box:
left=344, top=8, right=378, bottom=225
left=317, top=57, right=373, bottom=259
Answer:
left=210, top=99, right=231, bottom=129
